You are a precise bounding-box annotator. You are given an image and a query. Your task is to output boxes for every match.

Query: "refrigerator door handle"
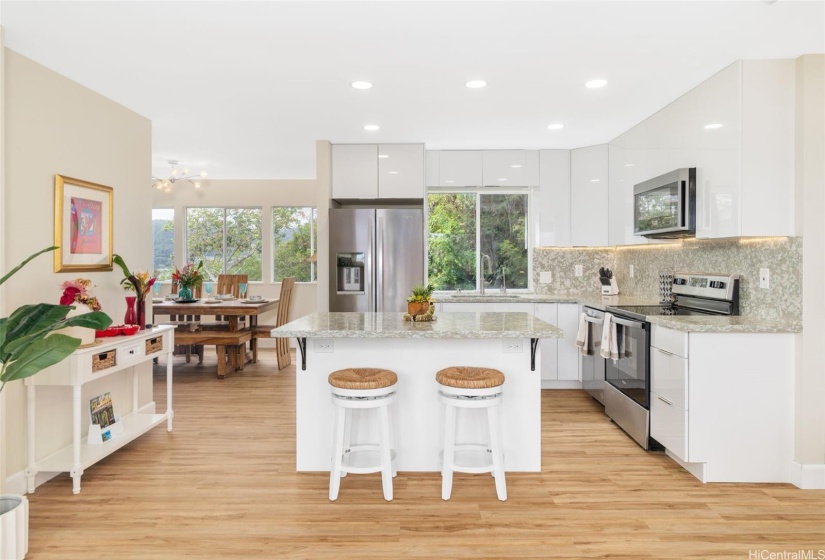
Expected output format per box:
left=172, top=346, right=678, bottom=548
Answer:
left=377, top=215, right=384, bottom=312
left=367, top=215, right=374, bottom=312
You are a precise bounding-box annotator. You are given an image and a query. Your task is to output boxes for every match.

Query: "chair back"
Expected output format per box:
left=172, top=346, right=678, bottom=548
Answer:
left=217, top=274, right=248, bottom=298
left=276, top=277, right=296, bottom=369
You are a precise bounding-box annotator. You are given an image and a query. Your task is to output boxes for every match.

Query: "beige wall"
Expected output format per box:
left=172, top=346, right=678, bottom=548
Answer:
left=2, top=49, right=152, bottom=484
left=150, top=177, right=319, bottom=335
left=795, top=54, right=825, bottom=467
left=0, top=27, right=7, bottom=491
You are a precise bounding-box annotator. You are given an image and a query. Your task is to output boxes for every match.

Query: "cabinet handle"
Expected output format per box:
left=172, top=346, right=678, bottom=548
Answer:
left=656, top=348, right=674, bottom=357
left=657, top=395, right=674, bottom=406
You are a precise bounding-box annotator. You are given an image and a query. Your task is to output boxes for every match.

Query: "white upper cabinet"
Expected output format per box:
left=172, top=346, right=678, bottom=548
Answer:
left=482, top=150, right=526, bottom=186
left=332, top=143, right=424, bottom=199
left=332, top=144, right=378, bottom=199
left=437, top=150, right=482, bottom=187
left=377, top=144, right=424, bottom=199
left=538, top=150, right=571, bottom=247
left=570, top=144, right=609, bottom=246
left=608, top=60, right=794, bottom=240
left=425, top=150, right=440, bottom=188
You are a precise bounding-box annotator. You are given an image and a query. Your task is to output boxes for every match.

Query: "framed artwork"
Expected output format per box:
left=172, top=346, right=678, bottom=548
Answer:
left=54, top=175, right=113, bottom=272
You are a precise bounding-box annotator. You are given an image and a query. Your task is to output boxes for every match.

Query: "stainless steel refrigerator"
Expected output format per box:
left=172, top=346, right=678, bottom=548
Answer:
left=329, top=208, right=424, bottom=312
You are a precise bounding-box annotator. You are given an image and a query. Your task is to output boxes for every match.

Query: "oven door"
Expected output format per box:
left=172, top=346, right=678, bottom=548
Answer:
left=604, top=315, right=650, bottom=409
left=580, top=307, right=606, bottom=405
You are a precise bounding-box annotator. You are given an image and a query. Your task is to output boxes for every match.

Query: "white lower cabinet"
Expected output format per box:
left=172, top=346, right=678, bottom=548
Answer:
left=556, top=304, right=580, bottom=381
left=533, top=304, right=559, bottom=381
left=649, top=325, right=795, bottom=483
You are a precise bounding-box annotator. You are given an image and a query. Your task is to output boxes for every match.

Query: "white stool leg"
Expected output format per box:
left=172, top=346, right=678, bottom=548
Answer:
left=378, top=405, right=394, bottom=501
left=388, top=402, right=397, bottom=478
left=340, top=406, right=352, bottom=478
left=329, top=405, right=347, bottom=501
left=487, top=404, right=507, bottom=501
left=441, top=403, right=457, bottom=500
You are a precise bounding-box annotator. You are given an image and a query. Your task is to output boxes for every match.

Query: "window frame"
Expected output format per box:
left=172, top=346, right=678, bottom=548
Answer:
left=184, top=205, right=264, bottom=282
left=270, top=206, right=317, bottom=284
left=426, top=186, right=533, bottom=293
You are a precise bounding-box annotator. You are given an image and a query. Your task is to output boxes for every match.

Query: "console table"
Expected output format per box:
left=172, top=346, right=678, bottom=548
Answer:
left=25, top=326, right=175, bottom=494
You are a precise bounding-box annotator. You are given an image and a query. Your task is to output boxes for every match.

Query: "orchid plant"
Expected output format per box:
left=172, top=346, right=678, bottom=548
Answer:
left=113, top=254, right=156, bottom=302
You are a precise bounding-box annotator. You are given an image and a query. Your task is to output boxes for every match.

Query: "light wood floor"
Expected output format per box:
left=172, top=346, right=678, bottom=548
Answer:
left=24, top=350, right=824, bottom=559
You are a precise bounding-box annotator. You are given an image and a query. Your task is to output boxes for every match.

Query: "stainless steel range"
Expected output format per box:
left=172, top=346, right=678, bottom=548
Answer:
left=602, top=273, right=740, bottom=449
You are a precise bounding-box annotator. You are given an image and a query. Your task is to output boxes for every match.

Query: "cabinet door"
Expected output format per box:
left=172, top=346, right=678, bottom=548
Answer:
left=570, top=144, right=609, bottom=246
left=378, top=144, right=424, bottom=199
left=538, top=150, right=571, bottom=247
left=557, top=303, right=581, bottom=381
left=425, top=150, right=440, bottom=188
left=607, top=144, right=647, bottom=246
left=492, top=302, right=534, bottom=313
left=482, top=150, right=526, bottom=186
left=439, top=302, right=482, bottom=312
left=650, top=392, right=688, bottom=461
left=439, top=151, right=482, bottom=187
left=332, top=144, right=378, bottom=199
left=533, top=303, right=558, bottom=381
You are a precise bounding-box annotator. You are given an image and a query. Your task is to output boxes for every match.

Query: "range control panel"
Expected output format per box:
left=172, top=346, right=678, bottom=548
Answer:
left=672, top=273, right=739, bottom=301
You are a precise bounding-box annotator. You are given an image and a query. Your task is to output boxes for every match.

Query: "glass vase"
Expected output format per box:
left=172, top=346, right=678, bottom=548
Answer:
left=178, top=286, right=193, bottom=301
left=124, top=296, right=137, bottom=325
left=136, top=298, right=146, bottom=330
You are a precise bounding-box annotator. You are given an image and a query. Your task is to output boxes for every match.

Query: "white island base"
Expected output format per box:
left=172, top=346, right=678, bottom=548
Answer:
left=296, top=337, right=541, bottom=472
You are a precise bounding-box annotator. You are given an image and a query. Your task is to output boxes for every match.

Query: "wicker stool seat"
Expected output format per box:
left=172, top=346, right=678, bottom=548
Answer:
left=436, top=366, right=504, bottom=389
left=437, top=366, right=507, bottom=501
left=329, top=368, right=398, bottom=391
left=328, top=368, right=398, bottom=502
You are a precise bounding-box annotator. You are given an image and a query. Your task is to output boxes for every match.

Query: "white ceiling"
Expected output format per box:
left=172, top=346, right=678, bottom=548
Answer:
left=1, top=1, right=823, bottom=180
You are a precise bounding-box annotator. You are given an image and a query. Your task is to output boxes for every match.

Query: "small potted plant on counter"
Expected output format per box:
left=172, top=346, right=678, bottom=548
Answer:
left=407, top=284, right=434, bottom=317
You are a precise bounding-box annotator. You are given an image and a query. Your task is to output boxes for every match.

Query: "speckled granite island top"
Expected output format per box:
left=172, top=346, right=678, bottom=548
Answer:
left=272, top=312, right=563, bottom=339
left=647, top=315, right=801, bottom=333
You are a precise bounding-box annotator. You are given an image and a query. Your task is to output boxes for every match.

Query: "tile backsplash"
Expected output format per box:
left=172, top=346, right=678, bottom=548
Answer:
left=533, top=237, right=802, bottom=323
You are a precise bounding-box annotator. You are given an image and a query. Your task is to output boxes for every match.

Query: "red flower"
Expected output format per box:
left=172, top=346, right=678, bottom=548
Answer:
left=60, top=287, right=80, bottom=306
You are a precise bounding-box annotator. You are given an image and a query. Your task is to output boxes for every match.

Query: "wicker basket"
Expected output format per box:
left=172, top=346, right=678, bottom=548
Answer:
left=92, top=350, right=116, bottom=373
left=145, top=336, right=163, bottom=355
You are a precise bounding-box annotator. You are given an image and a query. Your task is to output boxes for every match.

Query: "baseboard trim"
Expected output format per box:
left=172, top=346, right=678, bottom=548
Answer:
left=540, top=380, right=583, bottom=390
left=791, top=462, right=825, bottom=489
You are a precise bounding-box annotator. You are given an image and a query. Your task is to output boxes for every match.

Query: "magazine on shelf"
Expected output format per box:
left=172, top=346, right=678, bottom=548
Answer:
left=88, top=392, right=122, bottom=444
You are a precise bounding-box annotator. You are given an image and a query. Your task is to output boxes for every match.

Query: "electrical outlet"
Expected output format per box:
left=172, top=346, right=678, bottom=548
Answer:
left=759, top=268, right=770, bottom=289
left=540, top=271, right=553, bottom=284
left=629, top=264, right=634, bottom=278
left=314, top=339, right=334, bottom=353
left=503, top=340, right=522, bottom=353
left=575, top=265, right=583, bottom=277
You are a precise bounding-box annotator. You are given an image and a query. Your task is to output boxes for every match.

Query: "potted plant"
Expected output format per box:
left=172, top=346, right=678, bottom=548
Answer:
left=0, top=246, right=112, bottom=559
left=407, top=284, right=434, bottom=317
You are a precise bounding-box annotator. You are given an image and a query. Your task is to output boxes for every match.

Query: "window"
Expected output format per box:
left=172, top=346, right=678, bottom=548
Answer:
left=272, top=207, right=317, bottom=282
left=152, top=208, right=175, bottom=281
left=428, top=192, right=528, bottom=291
left=186, top=207, right=263, bottom=282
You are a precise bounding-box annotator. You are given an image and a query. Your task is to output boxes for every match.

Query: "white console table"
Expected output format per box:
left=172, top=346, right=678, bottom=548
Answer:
left=25, top=326, right=175, bottom=494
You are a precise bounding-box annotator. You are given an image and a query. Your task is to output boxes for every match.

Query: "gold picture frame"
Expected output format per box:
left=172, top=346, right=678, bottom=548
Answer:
left=54, top=174, right=113, bottom=272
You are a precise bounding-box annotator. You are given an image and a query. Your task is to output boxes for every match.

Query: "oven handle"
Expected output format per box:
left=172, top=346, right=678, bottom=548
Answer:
left=584, top=315, right=603, bottom=325
left=612, top=316, right=645, bottom=329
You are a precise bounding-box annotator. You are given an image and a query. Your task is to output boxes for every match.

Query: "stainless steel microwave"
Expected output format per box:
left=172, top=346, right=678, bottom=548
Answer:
left=634, top=168, right=696, bottom=239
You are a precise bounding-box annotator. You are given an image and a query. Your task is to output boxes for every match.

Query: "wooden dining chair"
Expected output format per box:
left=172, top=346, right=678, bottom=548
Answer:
left=217, top=274, right=248, bottom=298
left=250, top=276, right=295, bottom=369
left=161, top=283, right=205, bottom=363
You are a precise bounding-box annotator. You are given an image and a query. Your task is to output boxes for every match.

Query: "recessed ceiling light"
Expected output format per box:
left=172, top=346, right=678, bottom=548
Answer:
left=624, top=163, right=634, bottom=167
left=351, top=81, right=373, bottom=90
left=510, top=164, right=522, bottom=168
left=498, top=178, right=508, bottom=181
left=547, top=123, right=565, bottom=130
left=465, top=80, right=487, bottom=89
left=704, top=123, right=723, bottom=129
left=585, top=79, right=607, bottom=89
left=445, top=180, right=455, bottom=184
left=363, top=124, right=380, bottom=131
left=378, top=154, right=389, bottom=159
left=388, top=171, right=399, bottom=175
left=590, top=179, right=601, bottom=183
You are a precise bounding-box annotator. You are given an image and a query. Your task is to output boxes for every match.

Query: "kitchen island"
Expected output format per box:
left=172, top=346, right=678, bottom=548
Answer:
left=272, top=312, right=562, bottom=472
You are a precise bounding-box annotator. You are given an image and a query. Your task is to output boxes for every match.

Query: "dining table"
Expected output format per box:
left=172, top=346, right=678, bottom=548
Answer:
left=151, top=297, right=280, bottom=375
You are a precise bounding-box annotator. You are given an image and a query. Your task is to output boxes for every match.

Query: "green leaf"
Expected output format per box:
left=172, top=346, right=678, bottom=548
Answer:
left=1, top=305, right=111, bottom=359
left=0, top=334, right=81, bottom=384
left=0, top=246, right=58, bottom=286
left=0, top=318, right=7, bottom=350
left=112, top=253, right=132, bottom=279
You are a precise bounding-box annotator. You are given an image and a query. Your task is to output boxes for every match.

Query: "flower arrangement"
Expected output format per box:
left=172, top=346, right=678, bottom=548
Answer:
left=113, top=254, right=156, bottom=302
left=172, top=261, right=204, bottom=289
left=59, top=278, right=102, bottom=311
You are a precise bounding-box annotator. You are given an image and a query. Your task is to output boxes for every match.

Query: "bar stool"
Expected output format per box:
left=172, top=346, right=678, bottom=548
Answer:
left=436, top=366, right=507, bottom=502
left=328, top=367, right=398, bottom=502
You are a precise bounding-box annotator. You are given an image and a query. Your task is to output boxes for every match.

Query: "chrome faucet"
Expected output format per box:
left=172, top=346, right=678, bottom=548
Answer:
left=501, top=267, right=507, bottom=294
left=481, top=254, right=492, bottom=295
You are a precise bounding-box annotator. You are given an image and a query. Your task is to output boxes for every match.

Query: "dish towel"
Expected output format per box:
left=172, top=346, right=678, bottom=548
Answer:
left=600, top=313, right=620, bottom=361
left=575, top=313, right=589, bottom=355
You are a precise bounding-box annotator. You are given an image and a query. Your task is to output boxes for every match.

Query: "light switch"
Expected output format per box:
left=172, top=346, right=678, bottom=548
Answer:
left=759, top=268, right=770, bottom=289
left=540, top=271, right=553, bottom=284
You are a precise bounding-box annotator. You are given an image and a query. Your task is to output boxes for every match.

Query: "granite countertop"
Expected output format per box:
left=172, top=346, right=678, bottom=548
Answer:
left=647, top=315, right=801, bottom=333
left=435, top=292, right=800, bottom=333
left=272, top=312, right=563, bottom=339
